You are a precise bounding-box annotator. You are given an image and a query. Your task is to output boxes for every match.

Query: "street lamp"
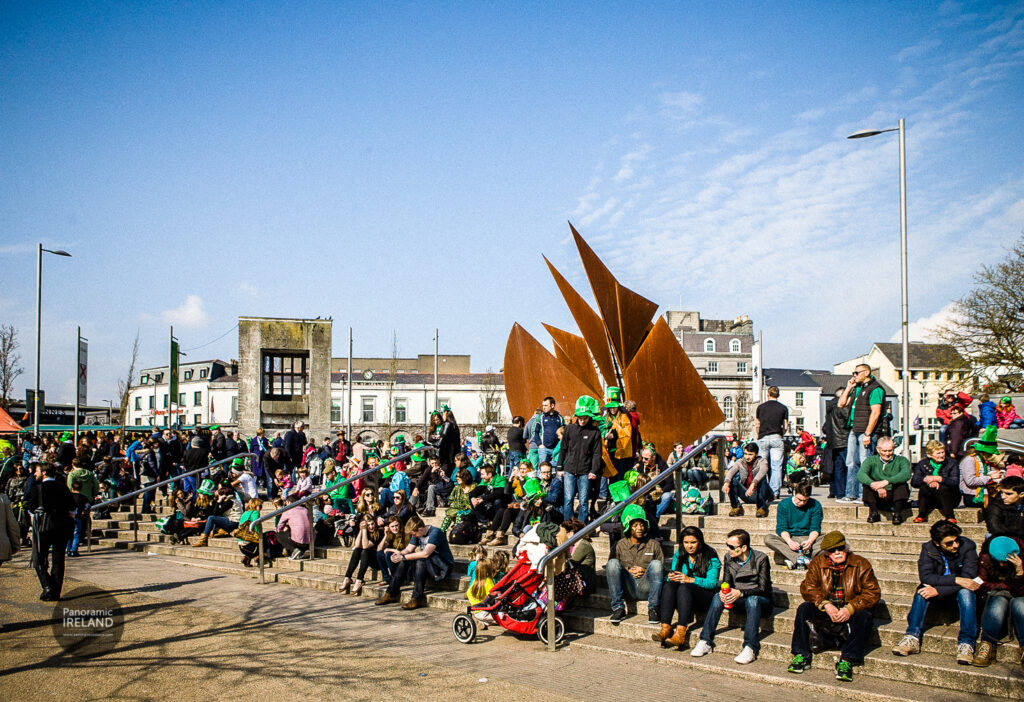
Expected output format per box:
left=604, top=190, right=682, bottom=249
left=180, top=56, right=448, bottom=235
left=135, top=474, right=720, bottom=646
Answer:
left=848, top=118, right=910, bottom=458
left=34, top=244, right=72, bottom=435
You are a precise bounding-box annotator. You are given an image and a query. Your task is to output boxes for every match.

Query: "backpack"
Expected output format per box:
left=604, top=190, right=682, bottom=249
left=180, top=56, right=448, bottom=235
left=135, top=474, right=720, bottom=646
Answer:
left=448, top=517, right=480, bottom=545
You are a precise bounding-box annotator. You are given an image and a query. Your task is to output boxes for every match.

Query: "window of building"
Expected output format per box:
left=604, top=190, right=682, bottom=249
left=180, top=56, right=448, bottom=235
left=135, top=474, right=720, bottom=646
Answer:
left=704, top=338, right=715, bottom=353
left=135, top=417, right=142, bottom=426
left=394, top=398, right=408, bottom=423
left=148, top=396, right=155, bottom=409
left=261, top=351, right=310, bottom=400
left=134, top=396, right=141, bottom=410
left=737, top=361, right=748, bottom=374
left=706, top=361, right=718, bottom=374
left=331, top=402, right=342, bottom=423
left=729, top=339, right=741, bottom=353
left=200, top=368, right=208, bottom=379
left=927, top=417, right=941, bottom=430
left=155, top=373, right=163, bottom=383
left=184, top=369, right=193, bottom=380
left=795, top=392, right=804, bottom=407
left=193, top=414, right=202, bottom=426
left=723, top=396, right=734, bottom=420
left=194, top=391, right=202, bottom=406
left=795, top=416, right=805, bottom=431
left=141, top=374, right=149, bottom=384
left=920, top=392, right=929, bottom=406
left=231, top=396, right=238, bottom=423
left=361, top=397, right=375, bottom=423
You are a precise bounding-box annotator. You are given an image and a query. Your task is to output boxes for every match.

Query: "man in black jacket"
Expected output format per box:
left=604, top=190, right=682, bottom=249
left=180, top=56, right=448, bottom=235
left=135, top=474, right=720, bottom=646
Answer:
left=558, top=395, right=602, bottom=522
left=29, top=463, right=77, bottom=601
left=986, top=476, right=1024, bottom=538
left=283, top=421, right=307, bottom=470
left=892, top=520, right=979, bottom=663
left=822, top=393, right=849, bottom=499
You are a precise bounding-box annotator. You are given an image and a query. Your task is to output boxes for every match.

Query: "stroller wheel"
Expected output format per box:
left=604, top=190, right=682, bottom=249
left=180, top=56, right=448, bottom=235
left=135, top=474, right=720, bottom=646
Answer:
left=537, top=616, right=566, bottom=646
left=452, top=613, right=477, bottom=644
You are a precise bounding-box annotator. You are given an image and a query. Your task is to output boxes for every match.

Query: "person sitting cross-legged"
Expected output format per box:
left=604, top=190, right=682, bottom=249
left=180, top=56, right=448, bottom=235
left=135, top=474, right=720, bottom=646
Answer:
left=764, top=481, right=823, bottom=570
left=690, top=528, right=773, bottom=664
left=892, top=519, right=979, bottom=663
left=857, top=436, right=911, bottom=525
left=787, top=530, right=881, bottom=683
left=607, top=504, right=664, bottom=625
left=374, top=514, right=455, bottom=610
left=722, top=442, right=773, bottom=518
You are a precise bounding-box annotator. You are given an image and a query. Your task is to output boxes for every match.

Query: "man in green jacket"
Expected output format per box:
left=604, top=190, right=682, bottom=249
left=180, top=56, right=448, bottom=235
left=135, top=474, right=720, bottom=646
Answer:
left=857, top=436, right=911, bottom=525
left=66, top=457, right=100, bottom=502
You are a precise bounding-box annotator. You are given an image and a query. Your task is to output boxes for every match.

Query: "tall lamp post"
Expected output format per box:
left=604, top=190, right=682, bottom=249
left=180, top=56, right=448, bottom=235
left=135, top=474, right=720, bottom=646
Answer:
left=33, top=244, right=72, bottom=435
left=848, top=118, right=910, bottom=458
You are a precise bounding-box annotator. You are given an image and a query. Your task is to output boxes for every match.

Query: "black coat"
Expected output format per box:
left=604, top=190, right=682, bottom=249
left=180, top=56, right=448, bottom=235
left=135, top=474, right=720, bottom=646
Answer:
left=822, top=400, right=849, bottom=451
left=557, top=418, right=602, bottom=476
left=985, top=498, right=1024, bottom=539
left=917, top=537, right=978, bottom=598
left=910, top=456, right=959, bottom=489
left=29, top=479, right=77, bottom=534
left=283, top=429, right=307, bottom=468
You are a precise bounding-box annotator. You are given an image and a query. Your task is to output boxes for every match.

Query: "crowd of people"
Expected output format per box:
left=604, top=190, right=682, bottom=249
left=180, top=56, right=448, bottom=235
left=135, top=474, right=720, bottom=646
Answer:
left=1, top=375, right=1022, bottom=683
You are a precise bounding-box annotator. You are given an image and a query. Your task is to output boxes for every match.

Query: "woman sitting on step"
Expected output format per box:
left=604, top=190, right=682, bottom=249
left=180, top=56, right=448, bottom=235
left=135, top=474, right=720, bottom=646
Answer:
left=654, top=525, right=721, bottom=650
left=376, top=516, right=410, bottom=586
left=340, top=512, right=383, bottom=595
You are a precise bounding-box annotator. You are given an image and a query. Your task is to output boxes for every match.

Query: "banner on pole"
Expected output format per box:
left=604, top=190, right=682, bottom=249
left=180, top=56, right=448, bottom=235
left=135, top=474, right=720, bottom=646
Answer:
left=77, top=337, right=88, bottom=406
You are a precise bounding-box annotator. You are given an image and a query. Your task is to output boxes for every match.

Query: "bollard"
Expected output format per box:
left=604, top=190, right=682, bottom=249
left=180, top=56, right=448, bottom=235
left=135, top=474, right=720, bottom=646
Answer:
left=546, top=561, right=556, bottom=651
left=307, top=502, right=315, bottom=562
left=258, top=522, right=265, bottom=584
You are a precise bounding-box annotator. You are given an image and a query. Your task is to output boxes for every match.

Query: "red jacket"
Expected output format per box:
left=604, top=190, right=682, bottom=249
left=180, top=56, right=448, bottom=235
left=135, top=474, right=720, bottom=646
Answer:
left=936, top=392, right=974, bottom=425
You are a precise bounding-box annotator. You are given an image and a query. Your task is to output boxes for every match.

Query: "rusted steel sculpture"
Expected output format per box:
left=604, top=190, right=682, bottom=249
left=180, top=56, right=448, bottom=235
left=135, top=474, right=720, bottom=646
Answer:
left=504, top=224, right=724, bottom=453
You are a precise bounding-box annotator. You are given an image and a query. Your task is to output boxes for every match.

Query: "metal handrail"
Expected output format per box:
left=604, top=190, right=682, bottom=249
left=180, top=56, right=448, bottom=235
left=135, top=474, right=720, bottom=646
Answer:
left=964, top=436, right=1024, bottom=453
left=537, top=433, right=724, bottom=650
left=255, top=443, right=437, bottom=583
left=86, top=451, right=256, bottom=551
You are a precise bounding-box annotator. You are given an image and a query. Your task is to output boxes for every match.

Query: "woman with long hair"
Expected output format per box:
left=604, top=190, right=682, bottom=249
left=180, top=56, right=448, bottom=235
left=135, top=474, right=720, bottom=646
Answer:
left=654, top=525, right=721, bottom=650
left=376, top=516, right=410, bottom=586
left=386, top=489, right=415, bottom=526
left=340, top=511, right=383, bottom=596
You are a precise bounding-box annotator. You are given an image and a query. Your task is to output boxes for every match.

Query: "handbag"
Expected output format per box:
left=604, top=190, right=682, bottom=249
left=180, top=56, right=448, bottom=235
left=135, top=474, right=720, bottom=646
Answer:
left=232, top=520, right=261, bottom=544
left=553, top=560, right=586, bottom=601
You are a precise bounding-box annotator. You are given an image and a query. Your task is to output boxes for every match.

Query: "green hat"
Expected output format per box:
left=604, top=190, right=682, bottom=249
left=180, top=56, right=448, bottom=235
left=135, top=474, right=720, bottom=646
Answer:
left=523, top=477, right=545, bottom=501
left=975, top=426, right=999, bottom=455
left=623, top=470, right=640, bottom=487
left=198, top=478, right=216, bottom=496
left=608, top=480, right=631, bottom=503
left=440, top=404, right=451, bottom=413
left=605, top=386, right=623, bottom=402
left=210, top=424, right=220, bottom=430
left=1000, top=396, right=1012, bottom=404
left=394, top=434, right=405, bottom=444
left=821, top=531, right=846, bottom=551
left=574, top=395, right=598, bottom=418
left=620, top=503, right=648, bottom=530
left=232, top=457, right=245, bottom=467
left=60, top=431, right=73, bottom=442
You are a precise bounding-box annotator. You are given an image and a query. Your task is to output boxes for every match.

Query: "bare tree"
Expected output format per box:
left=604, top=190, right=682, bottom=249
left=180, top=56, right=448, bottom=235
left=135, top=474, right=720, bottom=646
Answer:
left=117, top=330, right=141, bottom=421
left=731, top=393, right=753, bottom=440
left=935, top=234, right=1024, bottom=390
left=0, top=324, right=23, bottom=410
left=478, top=369, right=503, bottom=425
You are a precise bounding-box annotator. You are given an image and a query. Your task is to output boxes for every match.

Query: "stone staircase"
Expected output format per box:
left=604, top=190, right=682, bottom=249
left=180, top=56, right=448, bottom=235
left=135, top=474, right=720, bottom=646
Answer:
left=88, top=492, right=1022, bottom=699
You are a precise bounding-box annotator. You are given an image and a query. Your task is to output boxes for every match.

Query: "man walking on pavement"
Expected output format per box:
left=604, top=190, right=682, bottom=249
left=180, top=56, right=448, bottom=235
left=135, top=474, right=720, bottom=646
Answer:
left=756, top=386, right=788, bottom=499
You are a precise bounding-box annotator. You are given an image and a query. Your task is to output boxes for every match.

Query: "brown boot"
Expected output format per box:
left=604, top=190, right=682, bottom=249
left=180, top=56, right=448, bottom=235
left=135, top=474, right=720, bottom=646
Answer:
left=972, top=640, right=996, bottom=667
left=487, top=531, right=508, bottom=546
left=665, top=625, right=688, bottom=649
left=651, top=622, right=673, bottom=643
left=479, top=530, right=495, bottom=544
left=214, top=528, right=231, bottom=538
left=729, top=506, right=744, bottom=517
left=374, top=592, right=397, bottom=606
left=191, top=535, right=209, bottom=547
left=402, top=596, right=424, bottom=610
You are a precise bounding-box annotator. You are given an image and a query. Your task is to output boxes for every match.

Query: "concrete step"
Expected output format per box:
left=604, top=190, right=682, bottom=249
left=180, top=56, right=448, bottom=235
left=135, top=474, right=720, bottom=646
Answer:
left=677, top=513, right=988, bottom=537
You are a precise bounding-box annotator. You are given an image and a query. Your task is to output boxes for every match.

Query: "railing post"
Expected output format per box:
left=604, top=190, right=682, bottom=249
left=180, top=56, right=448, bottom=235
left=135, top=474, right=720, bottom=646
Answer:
left=258, top=522, right=265, bottom=584
left=674, top=470, right=683, bottom=545
left=86, top=512, right=92, bottom=553
left=546, top=560, right=556, bottom=652
left=307, top=501, right=315, bottom=562
left=132, top=492, right=139, bottom=544
left=716, top=436, right=728, bottom=508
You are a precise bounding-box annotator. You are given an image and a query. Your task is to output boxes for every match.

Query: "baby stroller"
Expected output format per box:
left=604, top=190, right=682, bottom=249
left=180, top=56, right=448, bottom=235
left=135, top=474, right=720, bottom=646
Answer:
left=451, top=551, right=566, bottom=646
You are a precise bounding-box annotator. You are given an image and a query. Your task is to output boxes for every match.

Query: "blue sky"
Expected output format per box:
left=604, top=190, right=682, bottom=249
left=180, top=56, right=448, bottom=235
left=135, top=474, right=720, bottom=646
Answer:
left=2, top=1, right=1023, bottom=405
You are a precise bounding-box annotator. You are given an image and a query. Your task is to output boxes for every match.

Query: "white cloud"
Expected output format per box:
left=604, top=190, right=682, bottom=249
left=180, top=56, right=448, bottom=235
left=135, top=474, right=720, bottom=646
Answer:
left=614, top=144, right=652, bottom=183
left=161, top=295, right=210, bottom=328
left=889, top=303, right=958, bottom=344
left=237, top=282, right=260, bottom=298
left=658, top=91, right=704, bottom=118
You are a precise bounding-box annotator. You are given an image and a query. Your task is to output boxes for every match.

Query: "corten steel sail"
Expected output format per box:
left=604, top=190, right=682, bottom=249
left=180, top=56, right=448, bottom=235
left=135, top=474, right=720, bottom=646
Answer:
left=504, top=223, right=724, bottom=452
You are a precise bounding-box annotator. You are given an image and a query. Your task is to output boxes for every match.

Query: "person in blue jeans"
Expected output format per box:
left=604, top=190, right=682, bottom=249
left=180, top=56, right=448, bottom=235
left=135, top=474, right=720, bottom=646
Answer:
left=607, top=505, right=664, bottom=624
left=534, top=397, right=564, bottom=467
left=970, top=535, right=1024, bottom=666
left=755, top=386, right=789, bottom=498
left=839, top=364, right=885, bottom=502
left=559, top=396, right=602, bottom=522
left=66, top=481, right=90, bottom=557
left=723, top=443, right=773, bottom=518
left=690, top=528, right=773, bottom=664
left=892, top=520, right=979, bottom=663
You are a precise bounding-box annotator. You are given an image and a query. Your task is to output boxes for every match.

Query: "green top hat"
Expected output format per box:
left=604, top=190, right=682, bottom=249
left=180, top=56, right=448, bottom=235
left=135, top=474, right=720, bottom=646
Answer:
left=522, top=477, right=545, bottom=501
left=605, top=386, right=623, bottom=402
left=574, top=395, right=598, bottom=418
left=197, top=478, right=216, bottom=496
left=608, top=480, right=631, bottom=503
left=619, top=503, right=648, bottom=529
left=975, top=426, right=999, bottom=455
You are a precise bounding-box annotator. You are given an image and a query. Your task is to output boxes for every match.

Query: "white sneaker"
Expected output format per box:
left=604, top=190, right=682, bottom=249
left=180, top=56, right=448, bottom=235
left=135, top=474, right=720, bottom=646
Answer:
left=783, top=559, right=796, bottom=570
left=734, top=646, right=757, bottom=664
left=690, top=639, right=713, bottom=657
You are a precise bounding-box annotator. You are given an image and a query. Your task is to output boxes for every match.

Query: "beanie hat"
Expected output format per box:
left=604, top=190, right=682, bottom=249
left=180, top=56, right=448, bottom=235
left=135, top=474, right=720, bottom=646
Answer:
left=988, top=536, right=1020, bottom=562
